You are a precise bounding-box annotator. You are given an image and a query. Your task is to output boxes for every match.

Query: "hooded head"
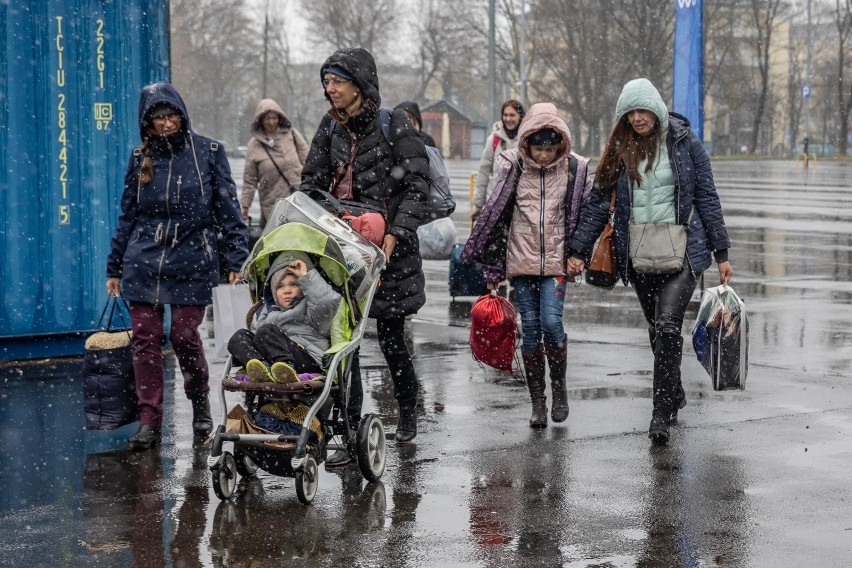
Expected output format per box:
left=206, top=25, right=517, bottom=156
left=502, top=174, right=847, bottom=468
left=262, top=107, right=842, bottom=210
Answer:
left=394, top=101, right=422, bottom=129
left=137, top=82, right=191, bottom=139
left=614, top=78, right=669, bottom=133
left=517, top=103, right=572, bottom=167
left=320, top=48, right=381, bottom=111
left=251, top=98, right=291, bottom=137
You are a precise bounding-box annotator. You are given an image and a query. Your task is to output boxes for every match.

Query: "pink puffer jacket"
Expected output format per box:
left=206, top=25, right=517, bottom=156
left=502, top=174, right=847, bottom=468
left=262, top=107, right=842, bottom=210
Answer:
left=505, top=103, right=574, bottom=279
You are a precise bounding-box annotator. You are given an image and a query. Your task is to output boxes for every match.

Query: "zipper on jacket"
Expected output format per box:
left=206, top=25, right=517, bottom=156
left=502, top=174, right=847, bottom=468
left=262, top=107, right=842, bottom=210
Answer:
left=669, top=127, right=692, bottom=272
left=155, top=147, right=174, bottom=304
left=176, top=175, right=182, bottom=204
left=539, top=168, right=546, bottom=275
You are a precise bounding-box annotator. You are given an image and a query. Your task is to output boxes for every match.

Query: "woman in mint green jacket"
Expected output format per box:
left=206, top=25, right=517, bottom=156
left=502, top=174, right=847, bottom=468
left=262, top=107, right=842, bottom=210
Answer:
left=567, top=78, right=733, bottom=445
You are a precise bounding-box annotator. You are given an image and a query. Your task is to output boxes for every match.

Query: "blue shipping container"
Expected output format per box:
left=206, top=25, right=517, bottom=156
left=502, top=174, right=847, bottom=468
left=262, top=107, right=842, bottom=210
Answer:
left=0, top=1, right=170, bottom=359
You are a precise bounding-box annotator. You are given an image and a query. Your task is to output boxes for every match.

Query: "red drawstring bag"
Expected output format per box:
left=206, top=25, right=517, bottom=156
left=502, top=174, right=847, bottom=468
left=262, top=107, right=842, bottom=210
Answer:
left=469, top=292, right=517, bottom=371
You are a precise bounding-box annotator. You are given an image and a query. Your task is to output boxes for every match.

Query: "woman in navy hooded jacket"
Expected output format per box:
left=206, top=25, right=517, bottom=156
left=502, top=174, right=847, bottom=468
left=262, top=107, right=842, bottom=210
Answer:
left=566, top=78, right=733, bottom=445
left=106, top=83, right=249, bottom=450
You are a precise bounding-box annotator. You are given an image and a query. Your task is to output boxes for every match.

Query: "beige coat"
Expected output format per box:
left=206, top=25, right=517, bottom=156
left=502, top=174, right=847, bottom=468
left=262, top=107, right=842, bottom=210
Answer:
left=241, top=99, right=309, bottom=226
left=505, top=103, right=574, bottom=279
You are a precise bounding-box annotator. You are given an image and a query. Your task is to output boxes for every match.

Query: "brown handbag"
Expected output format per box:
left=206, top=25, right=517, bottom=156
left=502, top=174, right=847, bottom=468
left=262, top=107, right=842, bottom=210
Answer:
left=585, top=191, right=618, bottom=289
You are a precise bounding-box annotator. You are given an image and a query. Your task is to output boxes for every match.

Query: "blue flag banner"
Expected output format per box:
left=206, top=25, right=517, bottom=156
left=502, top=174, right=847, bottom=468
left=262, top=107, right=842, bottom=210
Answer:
left=673, top=0, right=704, bottom=142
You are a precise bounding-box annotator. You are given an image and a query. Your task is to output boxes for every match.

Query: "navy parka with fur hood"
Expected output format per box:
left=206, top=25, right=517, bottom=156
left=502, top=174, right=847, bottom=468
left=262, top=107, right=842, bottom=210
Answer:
left=569, top=113, right=730, bottom=284
left=299, top=48, right=430, bottom=318
left=107, top=83, right=249, bottom=305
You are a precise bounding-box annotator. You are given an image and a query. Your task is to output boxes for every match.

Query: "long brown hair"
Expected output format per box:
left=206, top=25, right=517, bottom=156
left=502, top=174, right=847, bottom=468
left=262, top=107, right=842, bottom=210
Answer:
left=139, top=136, right=154, bottom=185
left=595, top=114, right=662, bottom=193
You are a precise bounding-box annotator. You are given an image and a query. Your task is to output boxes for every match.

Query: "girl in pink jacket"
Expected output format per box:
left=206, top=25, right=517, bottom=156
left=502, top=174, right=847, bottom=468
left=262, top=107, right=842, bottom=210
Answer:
left=463, top=103, right=592, bottom=428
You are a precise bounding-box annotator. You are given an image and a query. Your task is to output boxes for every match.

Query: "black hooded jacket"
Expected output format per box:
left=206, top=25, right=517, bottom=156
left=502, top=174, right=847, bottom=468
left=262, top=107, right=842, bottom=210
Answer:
left=300, top=48, right=430, bottom=318
left=106, top=82, right=248, bottom=305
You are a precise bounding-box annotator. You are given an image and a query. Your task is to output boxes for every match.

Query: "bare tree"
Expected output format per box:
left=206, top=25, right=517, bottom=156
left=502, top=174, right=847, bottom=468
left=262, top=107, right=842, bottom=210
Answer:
left=411, top=0, right=472, bottom=102
left=171, top=0, right=260, bottom=146
left=610, top=0, right=675, bottom=92
left=300, top=0, right=397, bottom=55
left=829, top=0, right=852, bottom=155
left=747, top=0, right=789, bottom=154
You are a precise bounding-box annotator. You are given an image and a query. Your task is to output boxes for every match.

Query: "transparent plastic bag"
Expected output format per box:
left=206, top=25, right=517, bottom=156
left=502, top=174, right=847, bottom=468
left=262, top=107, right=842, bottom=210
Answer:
left=692, top=285, right=749, bottom=390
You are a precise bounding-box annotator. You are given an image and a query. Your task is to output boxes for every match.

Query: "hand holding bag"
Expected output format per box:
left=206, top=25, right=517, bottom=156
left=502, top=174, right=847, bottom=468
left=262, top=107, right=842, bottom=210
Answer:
left=585, top=192, right=618, bottom=289
left=212, top=283, right=253, bottom=357
left=83, top=296, right=137, bottom=430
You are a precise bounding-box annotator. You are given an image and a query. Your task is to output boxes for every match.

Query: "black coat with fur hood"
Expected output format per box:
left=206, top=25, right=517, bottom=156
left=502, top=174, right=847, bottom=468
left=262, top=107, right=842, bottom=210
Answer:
left=300, top=48, right=430, bottom=318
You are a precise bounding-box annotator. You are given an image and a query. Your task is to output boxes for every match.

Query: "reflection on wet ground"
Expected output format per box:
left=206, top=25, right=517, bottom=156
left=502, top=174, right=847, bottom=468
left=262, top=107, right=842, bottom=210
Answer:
left=2, top=161, right=852, bottom=566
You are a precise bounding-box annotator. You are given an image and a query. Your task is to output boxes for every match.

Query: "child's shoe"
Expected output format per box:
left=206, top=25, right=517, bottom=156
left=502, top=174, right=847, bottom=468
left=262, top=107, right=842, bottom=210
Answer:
left=271, top=362, right=300, bottom=384
left=246, top=359, right=273, bottom=383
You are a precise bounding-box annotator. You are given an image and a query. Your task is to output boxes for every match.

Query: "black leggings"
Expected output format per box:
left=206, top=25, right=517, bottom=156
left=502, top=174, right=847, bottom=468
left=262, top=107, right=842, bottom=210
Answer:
left=227, top=326, right=322, bottom=374
left=629, top=261, right=699, bottom=415
left=346, top=316, right=418, bottom=423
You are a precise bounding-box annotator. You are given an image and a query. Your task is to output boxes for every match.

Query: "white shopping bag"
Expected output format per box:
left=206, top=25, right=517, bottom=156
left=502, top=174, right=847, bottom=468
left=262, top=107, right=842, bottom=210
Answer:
left=417, top=217, right=457, bottom=260
left=212, top=283, right=253, bottom=357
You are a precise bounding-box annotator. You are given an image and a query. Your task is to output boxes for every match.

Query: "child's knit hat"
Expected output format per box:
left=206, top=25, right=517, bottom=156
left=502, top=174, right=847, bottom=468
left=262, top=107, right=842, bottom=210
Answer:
left=268, top=251, right=314, bottom=291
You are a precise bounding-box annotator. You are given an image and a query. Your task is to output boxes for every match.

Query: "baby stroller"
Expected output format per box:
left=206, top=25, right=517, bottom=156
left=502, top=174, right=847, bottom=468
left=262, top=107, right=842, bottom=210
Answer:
left=208, top=192, right=387, bottom=504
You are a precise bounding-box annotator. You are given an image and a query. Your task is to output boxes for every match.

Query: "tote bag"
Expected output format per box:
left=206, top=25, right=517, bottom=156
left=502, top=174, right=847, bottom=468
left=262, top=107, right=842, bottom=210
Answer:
left=212, top=283, right=253, bottom=357
left=83, top=296, right=137, bottom=430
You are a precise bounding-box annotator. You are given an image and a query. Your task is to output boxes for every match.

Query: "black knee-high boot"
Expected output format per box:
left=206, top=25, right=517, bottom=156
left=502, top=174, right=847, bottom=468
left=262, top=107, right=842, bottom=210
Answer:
left=649, top=332, right=683, bottom=444
left=523, top=345, right=547, bottom=428
left=544, top=343, right=569, bottom=422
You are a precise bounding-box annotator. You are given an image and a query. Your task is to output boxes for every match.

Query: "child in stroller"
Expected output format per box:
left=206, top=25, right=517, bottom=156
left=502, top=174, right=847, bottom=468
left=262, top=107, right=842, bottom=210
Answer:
left=209, top=217, right=387, bottom=504
left=227, top=252, right=340, bottom=443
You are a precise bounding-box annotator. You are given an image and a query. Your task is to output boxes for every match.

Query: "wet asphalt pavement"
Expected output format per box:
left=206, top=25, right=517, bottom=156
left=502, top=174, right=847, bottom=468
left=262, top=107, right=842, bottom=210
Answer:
left=1, top=160, right=852, bottom=567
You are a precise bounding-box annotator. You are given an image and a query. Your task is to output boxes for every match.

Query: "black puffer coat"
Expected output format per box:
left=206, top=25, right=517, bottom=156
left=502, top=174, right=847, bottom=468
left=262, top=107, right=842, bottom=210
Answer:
left=107, top=83, right=249, bottom=305
left=300, top=48, right=430, bottom=318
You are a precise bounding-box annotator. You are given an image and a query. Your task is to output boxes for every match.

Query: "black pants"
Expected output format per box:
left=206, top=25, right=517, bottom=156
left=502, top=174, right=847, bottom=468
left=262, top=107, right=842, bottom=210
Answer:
left=629, top=261, right=699, bottom=416
left=227, top=326, right=322, bottom=374
left=346, top=316, right=418, bottom=423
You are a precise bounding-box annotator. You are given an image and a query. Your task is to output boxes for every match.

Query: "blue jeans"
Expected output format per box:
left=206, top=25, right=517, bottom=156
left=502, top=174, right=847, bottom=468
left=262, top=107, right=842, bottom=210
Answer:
left=511, top=275, right=568, bottom=353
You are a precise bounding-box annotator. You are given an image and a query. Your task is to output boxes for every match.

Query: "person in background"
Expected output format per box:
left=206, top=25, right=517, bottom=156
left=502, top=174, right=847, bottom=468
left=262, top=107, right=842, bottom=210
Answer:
left=241, top=98, right=309, bottom=228
left=299, top=47, right=430, bottom=465
left=471, top=99, right=525, bottom=222
left=566, top=78, right=733, bottom=445
left=394, top=100, right=438, bottom=149
left=464, top=103, right=592, bottom=428
left=107, top=82, right=249, bottom=450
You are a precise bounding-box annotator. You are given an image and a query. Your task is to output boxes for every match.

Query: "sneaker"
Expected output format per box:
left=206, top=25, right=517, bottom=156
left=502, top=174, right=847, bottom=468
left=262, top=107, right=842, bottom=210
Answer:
left=246, top=359, right=273, bottom=383
left=270, top=362, right=300, bottom=384
left=648, top=416, right=670, bottom=445
left=325, top=449, right=352, bottom=467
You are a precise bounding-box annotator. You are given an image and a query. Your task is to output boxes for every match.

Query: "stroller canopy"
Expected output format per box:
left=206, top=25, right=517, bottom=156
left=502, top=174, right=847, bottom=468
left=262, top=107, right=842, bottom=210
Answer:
left=243, top=222, right=350, bottom=304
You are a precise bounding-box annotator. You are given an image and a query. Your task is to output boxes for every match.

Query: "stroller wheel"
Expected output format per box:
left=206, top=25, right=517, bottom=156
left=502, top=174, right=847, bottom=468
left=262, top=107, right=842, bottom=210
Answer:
left=211, top=451, right=237, bottom=500
left=356, top=413, right=387, bottom=482
left=295, top=454, right=319, bottom=504
left=234, top=448, right=258, bottom=478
